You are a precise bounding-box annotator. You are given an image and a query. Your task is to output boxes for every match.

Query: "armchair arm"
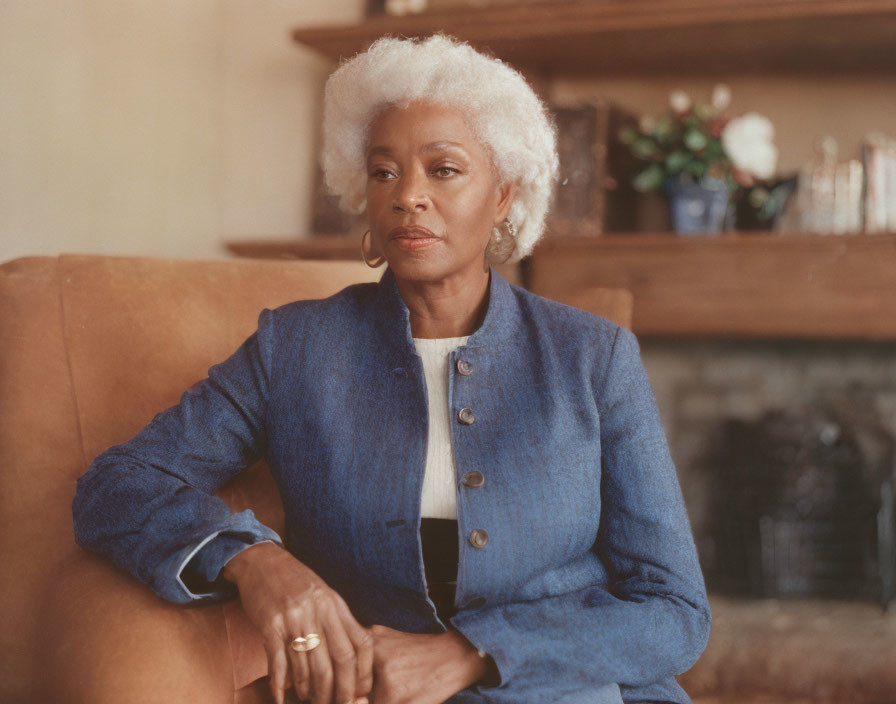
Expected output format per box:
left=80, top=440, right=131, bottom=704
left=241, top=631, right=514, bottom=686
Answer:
left=39, top=551, right=243, bottom=704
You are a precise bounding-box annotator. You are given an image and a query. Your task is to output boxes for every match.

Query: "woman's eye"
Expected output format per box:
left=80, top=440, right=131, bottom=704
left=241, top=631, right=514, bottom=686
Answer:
left=434, top=166, right=459, bottom=177
left=370, top=169, right=394, bottom=179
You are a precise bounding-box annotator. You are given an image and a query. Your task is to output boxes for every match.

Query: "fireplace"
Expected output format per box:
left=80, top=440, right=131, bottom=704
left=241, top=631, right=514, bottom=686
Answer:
left=639, top=337, right=896, bottom=610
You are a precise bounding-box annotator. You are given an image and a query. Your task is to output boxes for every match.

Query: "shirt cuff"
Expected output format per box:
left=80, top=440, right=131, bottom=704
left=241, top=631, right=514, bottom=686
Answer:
left=176, top=515, right=282, bottom=600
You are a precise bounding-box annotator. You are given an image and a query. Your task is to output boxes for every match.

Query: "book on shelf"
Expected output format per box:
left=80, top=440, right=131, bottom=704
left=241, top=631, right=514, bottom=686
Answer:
left=785, top=133, right=896, bottom=236
left=862, top=131, right=896, bottom=234
left=547, top=99, right=667, bottom=236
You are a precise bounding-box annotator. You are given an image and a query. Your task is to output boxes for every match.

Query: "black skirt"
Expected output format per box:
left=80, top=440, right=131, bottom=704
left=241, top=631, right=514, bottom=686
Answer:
left=419, top=517, right=459, bottom=622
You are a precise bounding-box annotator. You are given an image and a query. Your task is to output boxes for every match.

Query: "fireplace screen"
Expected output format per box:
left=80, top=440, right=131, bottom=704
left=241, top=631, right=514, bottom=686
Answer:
left=703, top=395, right=896, bottom=608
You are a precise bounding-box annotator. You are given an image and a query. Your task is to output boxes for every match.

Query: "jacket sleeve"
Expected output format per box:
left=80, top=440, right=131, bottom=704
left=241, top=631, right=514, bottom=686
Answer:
left=449, top=324, right=711, bottom=691
left=72, top=308, right=283, bottom=605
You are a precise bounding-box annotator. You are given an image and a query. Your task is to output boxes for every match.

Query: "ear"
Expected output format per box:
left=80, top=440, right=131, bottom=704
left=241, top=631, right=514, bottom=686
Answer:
left=493, top=180, right=519, bottom=225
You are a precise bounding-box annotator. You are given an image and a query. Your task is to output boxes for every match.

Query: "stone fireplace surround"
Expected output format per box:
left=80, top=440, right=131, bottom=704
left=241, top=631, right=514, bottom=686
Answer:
left=640, top=336, right=896, bottom=702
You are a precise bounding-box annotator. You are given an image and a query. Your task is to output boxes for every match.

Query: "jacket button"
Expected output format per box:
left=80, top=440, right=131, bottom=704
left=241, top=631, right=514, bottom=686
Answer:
left=461, top=471, right=485, bottom=489
left=456, top=359, right=473, bottom=375
left=457, top=407, right=475, bottom=425
left=468, top=529, right=489, bottom=548
left=464, top=596, right=487, bottom=609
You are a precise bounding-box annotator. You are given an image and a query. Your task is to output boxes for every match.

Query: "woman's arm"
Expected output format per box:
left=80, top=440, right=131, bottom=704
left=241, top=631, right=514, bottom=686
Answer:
left=72, top=307, right=376, bottom=704
left=72, top=308, right=283, bottom=605
left=447, top=325, right=711, bottom=694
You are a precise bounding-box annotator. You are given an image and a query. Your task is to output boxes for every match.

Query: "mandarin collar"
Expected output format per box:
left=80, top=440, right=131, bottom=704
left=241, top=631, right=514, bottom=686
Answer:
left=373, top=264, right=517, bottom=354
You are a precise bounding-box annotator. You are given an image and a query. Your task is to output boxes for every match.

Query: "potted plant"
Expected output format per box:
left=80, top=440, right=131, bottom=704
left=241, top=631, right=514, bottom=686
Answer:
left=618, top=84, right=779, bottom=235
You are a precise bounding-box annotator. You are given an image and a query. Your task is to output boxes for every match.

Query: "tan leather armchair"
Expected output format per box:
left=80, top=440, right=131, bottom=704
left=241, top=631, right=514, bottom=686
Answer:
left=0, top=253, right=636, bottom=704
left=0, top=255, right=382, bottom=704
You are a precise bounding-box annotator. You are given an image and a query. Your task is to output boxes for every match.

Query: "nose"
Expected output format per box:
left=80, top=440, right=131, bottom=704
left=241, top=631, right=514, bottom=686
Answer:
left=392, top=167, right=430, bottom=212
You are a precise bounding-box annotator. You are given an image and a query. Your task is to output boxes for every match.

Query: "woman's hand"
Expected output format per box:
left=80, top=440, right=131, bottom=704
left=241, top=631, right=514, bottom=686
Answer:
left=221, top=542, right=373, bottom=704
left=367, top=625, right=491, bottom=704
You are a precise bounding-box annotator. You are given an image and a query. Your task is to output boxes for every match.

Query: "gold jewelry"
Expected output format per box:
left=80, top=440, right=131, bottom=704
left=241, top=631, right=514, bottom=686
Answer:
left=491, top=218, right=516, bottom=243
left=290, top=633, right=322, bottom=653
left=488, top=218, right=517, bottom=264
left=361, top=230, right=386, bottom=268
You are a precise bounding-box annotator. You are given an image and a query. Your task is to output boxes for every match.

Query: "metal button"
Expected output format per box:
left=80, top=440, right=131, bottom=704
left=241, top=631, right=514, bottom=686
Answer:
left=469, top=529, right=489, bottom=549
left=461, top=471, right=485, bottom=489
left=457, top=407, right=475, bottom=425
left=464, top=596, right=487, bottom=609
left=456, top=359, right=473, bottom=376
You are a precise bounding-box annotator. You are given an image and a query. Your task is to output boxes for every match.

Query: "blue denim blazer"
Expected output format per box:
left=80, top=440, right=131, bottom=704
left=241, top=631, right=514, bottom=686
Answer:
left=73, top=264, right=711, bottom=703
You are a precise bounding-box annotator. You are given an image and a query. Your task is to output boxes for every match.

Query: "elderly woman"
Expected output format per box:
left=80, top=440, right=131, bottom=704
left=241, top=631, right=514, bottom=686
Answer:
left=73, top=33, right=710, bottom=704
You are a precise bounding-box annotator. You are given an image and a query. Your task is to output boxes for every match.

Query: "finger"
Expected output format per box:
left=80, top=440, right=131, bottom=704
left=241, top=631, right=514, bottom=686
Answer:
left=267, top=641, right=289, bottom=704
left=287, top=636, right=313, bottom=702
left=320, top=607, right=359, bottom=704
left=305, top=629, right=335, bottom=704
left=333, top=598, right=374, bottom=697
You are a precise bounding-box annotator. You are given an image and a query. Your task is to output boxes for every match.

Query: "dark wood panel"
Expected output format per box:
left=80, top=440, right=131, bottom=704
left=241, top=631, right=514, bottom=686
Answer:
left=527, top=232, right=896, bottom=340
left=291, top=0, right=896, bottom=74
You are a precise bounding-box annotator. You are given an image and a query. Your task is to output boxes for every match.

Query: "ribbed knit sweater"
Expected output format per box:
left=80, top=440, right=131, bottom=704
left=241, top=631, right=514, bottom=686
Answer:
left=412, top=335, right=470, bottom=519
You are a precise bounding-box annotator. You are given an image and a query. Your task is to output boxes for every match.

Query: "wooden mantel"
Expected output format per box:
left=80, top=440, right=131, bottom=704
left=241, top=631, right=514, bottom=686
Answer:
left=226, top=232, right=896, bottom=341
left=526, top=232, right=896, bottom=341
left=291, top=0, right=896, bottom=74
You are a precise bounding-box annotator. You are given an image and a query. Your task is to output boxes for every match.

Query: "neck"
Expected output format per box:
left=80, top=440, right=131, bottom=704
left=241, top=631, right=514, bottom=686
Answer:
left=396, top=266, right=491, bottom=339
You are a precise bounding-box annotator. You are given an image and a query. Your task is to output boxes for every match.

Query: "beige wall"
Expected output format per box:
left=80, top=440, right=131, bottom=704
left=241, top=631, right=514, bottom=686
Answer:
left=0, top=0, right=364, bottom=264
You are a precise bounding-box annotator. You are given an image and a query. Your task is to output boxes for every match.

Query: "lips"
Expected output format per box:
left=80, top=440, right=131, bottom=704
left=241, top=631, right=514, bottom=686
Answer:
left=389, top=225, right=438, bottom=240
left=389, top=225, right=441, bottom=252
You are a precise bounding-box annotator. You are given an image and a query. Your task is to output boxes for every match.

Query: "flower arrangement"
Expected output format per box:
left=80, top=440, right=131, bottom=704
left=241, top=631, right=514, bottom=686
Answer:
left=618, top=84, right=779, bottom=194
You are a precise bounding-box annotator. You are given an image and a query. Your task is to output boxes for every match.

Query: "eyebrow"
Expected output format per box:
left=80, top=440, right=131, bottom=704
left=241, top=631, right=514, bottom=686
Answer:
left=366, top=141, right=468, bottom=158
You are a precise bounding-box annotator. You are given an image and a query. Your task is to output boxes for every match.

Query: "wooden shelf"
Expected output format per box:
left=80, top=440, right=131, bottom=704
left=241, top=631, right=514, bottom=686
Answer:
left=227, top=231, right=896, bottom=340
left=526, top=231, right=896, bottom=340
left=225, top=236, right=524, bottom=286
left=227, top=236, right=361, bottom=262
left=292, top=0, right=896, bottom=75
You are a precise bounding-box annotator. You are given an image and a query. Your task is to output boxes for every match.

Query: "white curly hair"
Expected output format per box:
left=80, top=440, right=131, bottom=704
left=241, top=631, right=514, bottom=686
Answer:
left=320, top=32, right=559, bottom=263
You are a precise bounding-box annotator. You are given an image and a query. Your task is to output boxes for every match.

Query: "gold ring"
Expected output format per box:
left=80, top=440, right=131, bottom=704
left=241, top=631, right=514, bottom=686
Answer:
left=290, top=633, right=321, bottom=653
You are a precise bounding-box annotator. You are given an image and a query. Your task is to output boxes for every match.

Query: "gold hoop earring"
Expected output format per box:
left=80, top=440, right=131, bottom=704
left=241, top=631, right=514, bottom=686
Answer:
left=488, top=218, right=517, bottom=264
left=361, top=230, right=386, bottom=268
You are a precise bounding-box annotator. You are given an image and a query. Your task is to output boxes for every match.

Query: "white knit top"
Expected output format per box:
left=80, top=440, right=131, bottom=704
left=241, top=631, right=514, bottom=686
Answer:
left=412, top=335, right=470, bottom=519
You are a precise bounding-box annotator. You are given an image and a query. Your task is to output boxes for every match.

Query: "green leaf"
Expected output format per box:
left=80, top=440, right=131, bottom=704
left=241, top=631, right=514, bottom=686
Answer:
left=665, top=150, right=690, bottom=173
left=633, top=163, right=665, bottom=192
left=654, top=115, right=675, bottom=139
left=685, top=161, right=706, bottom=179
left=694, top=103, right=713, bottom=120
left=684, top=128, right=709, bottom=152
left=703, top=139, right=724, bottom=159
left=617, top=125, right=638, bottom=144
left=632, top=136, right=658, bottom=159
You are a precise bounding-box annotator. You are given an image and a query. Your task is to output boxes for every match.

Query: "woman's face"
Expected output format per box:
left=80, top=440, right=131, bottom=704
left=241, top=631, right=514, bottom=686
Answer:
left=364, top=100, right=516, bottom=285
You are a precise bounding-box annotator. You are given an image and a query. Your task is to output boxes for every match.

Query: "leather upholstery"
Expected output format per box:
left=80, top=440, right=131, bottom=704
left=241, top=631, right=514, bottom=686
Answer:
left=0, top=255, right=380, bottom=703
left=0, top=254, right=632, bottom=703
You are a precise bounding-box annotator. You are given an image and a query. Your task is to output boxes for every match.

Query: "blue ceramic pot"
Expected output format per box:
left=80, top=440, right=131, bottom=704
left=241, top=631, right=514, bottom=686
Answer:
left=664, top=174, right=733, bottom=235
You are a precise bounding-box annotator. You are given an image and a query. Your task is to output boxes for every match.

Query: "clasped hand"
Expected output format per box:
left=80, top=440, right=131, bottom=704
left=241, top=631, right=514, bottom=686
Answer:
left=221, top=542, right=488, bottom=704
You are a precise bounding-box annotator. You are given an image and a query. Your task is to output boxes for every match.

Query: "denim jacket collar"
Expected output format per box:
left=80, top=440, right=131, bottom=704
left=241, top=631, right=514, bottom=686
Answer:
left=373, top=264, right=518, bottom=354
